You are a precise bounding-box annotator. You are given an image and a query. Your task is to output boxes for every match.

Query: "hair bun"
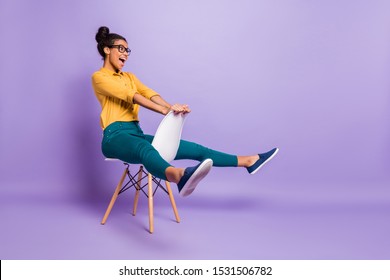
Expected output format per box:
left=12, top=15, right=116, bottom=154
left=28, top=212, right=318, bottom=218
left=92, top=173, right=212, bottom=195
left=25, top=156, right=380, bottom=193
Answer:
left=95, top=26, right=110, bottom=43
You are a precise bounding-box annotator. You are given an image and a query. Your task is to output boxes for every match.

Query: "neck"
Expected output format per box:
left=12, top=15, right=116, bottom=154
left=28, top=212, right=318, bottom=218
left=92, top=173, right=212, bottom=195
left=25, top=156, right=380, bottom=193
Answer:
left=103, top=60, right=120, bottom=73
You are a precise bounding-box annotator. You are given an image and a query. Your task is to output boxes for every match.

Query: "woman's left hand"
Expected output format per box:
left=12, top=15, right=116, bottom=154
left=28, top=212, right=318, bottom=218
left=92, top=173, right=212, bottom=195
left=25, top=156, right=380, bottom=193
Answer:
left=171, top=104, right=191, bottom=114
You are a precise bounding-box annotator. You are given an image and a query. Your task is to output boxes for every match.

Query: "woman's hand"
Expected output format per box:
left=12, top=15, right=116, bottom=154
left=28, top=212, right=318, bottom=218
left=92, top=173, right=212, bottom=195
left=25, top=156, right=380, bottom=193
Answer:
left=170, top=104, right=191, bottom=115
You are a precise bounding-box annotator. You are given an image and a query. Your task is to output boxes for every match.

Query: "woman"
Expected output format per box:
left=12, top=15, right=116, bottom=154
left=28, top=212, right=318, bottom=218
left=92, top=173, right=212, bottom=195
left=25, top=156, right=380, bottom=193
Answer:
left=92, top=26, right=279, bottom=197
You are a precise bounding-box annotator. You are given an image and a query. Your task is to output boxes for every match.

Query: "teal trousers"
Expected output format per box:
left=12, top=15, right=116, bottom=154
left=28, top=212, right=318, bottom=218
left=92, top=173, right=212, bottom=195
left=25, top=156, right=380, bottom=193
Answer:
left=102, top=121, right=238, bottom=180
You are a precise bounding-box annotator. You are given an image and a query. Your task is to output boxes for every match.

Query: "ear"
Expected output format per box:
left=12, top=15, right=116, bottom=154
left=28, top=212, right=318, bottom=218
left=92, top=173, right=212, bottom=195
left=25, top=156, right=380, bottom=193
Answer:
left=104, top=47, right=110, bottom=55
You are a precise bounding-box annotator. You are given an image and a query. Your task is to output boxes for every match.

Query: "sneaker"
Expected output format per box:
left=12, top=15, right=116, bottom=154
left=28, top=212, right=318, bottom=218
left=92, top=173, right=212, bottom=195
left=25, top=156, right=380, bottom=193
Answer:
left=246, top=148, right=279, bottom=175
left=178, top=159, right=213, bottom=197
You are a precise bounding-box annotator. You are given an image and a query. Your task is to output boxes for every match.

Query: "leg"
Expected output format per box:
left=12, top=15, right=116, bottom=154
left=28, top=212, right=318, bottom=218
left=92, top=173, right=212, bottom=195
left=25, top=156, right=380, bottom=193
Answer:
left=175, top=139, right=238, bottom=166
left=148, top=173, right=154, bottom=233
left=101, top=166, right=128, bottom=225
left=103, top=130, right=173, bottom=181
left=132, top=166, right=145, bottom=216
left=166, top=181, right=180, bottom=222
left=103, top=127, right=213, bottom=198
left=174, top=139, right=277, bottom=172
left=105, top=130, right=205, bottom=188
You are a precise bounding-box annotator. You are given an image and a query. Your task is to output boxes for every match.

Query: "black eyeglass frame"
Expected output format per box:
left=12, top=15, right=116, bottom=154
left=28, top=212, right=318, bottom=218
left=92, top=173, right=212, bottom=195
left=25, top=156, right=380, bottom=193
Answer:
left=109, top=45, right=131, bottom=54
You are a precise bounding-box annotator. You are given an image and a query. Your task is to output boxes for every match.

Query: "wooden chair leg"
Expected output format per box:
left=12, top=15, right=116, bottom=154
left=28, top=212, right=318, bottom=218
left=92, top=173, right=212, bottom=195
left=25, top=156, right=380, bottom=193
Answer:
left=165, top=181, right=180, bottom=223
left=101, top=167, right=128, bottom=225
left=132, top=166, right=144, bottom=216
left=148, top=173, right=154, bottom=233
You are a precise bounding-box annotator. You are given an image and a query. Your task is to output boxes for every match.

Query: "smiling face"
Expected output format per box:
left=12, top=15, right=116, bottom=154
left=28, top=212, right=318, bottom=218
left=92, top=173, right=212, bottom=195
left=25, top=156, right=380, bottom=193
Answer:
left=103, top=39, right=129, bottom=72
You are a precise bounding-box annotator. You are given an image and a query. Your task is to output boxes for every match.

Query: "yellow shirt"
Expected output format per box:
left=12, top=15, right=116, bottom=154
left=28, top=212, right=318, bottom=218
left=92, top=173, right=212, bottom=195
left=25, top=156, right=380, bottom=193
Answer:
left=91, top=68, right=160, bottom=129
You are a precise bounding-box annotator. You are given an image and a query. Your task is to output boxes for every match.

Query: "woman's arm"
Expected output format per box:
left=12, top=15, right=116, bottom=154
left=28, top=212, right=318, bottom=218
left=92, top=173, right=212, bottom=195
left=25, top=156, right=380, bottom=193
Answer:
left=151, top=95, right=191, bottom=114
left=133, top=93, right=170, bottom=115
left=151, top=95, right=171, bottom=108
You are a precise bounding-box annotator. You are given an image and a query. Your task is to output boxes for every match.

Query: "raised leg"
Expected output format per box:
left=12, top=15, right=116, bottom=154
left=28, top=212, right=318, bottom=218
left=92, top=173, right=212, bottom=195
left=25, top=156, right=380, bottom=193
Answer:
left=148, top=173, right=154, bottom=233
left=132, top=166, right=144, bottom=216
left=165, top=181, right=180, bottom=223
left=101, top=166, right=128, bottom=225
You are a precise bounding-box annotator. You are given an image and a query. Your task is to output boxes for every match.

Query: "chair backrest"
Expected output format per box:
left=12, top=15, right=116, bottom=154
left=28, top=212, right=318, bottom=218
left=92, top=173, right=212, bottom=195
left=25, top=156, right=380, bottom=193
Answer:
left=151, top=111, right=187, bottom=163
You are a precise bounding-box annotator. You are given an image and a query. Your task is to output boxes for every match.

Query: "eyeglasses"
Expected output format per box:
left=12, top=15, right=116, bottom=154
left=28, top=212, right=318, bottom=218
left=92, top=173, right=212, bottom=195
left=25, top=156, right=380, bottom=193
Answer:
left=109, top=45, right=131, bottom=54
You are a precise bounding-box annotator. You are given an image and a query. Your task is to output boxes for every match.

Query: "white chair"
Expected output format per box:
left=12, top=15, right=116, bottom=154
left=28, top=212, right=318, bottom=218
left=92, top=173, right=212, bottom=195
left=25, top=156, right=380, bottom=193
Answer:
left=101, top=111, right=187, bottom=233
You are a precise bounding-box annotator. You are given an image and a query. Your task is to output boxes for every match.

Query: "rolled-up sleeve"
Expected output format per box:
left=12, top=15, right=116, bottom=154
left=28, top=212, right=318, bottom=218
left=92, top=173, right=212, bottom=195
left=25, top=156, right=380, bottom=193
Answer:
left=92, top=71, right=136, bottom=103
left=129, top=73, right=160, bottom=100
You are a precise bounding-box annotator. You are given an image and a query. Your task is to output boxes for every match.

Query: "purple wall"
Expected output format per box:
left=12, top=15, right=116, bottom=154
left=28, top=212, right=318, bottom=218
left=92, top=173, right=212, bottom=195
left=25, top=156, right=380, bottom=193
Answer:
left=1, top=0, right=389, bottom=195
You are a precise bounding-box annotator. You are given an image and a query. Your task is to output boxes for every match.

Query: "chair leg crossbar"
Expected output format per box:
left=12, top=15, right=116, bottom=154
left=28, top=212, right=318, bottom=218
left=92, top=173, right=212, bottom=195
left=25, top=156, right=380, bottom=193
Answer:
left=101, top=163, right=180, bottom=233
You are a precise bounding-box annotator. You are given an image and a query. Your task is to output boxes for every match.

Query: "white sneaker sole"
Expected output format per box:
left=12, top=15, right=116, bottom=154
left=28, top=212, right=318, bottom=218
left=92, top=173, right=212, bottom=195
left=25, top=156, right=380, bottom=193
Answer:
left=180, top=159, right=213, bottom=197
left=249, top=148, right=279, bottom=175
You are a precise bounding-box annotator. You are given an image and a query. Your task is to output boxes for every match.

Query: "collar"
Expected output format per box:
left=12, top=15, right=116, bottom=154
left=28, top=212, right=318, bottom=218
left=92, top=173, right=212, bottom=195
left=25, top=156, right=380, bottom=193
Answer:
left=100, top=67, right=124, bottom=76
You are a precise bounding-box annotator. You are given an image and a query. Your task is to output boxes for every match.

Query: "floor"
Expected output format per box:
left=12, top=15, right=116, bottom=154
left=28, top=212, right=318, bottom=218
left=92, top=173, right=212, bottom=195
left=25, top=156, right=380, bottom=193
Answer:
left=1, top=173, right=389, bottom=260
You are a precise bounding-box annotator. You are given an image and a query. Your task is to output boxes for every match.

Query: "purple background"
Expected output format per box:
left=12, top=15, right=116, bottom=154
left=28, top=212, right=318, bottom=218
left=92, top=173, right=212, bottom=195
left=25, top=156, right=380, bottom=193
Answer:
left=1, top=0, right=389, bottom=259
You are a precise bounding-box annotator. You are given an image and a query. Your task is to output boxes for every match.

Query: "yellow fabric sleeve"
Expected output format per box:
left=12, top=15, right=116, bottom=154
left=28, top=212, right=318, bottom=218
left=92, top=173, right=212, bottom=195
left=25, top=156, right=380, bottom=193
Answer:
left=91, top=68, right=160, bottom=129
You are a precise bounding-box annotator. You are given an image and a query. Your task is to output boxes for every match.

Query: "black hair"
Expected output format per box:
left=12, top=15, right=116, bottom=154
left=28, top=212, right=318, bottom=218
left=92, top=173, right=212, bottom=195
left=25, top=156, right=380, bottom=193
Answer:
left=95, top=26, right=127, bottom=59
